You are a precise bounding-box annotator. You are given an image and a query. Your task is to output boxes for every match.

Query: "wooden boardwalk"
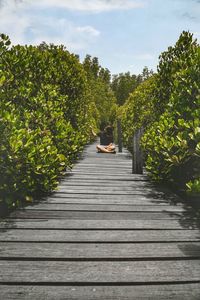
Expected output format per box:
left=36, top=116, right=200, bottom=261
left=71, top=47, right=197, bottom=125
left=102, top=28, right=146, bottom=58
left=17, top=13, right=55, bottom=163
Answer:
left=0, top=142, right=200, bottom=299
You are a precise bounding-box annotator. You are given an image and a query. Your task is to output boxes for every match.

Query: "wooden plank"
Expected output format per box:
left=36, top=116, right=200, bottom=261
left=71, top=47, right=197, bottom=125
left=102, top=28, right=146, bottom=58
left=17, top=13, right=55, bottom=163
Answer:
left=34, top=198, right=178, bottom=205
left=0, top=229, right=199, bottom=242
left=8, top=210, right=184, bottom=220
left=71, top=171, right=131, bottom=174
left=72, top=168, right=131, bottom=173
left=64, top=175, right=149, bottom=181
left=0, top=242, right=200, bottom=259
left=1, top=284, right=200, bottom=300
left=57, top=186, right=162, bottom=192
left=55, top=190, right=170, bottom=196
left=43, top=194, right=180, bottom=203
left=22, top=204, right=185, bottom=212
left=62, top=178, right=149, bottom=182
left=74, top=162, right=132, bottom=166
left=27, top=196, right=173, bottom=207
left=55, top=190, right=167, bottom=196
left=0, top=260, right=200, bottom=283
left=67, top=168, right=145, bottom=173
left=73, top=164, right=132, bottom=169
left=56, top=187, right=159, bottom=199
left=67, top=172, right=145, bottom=178
left=58, top=182, right=153, bottom=187
left=0, top=219, right=193, bottom=230
left=78, top=156, right=131, bottom=160
left=51, top=193, right=179, bottom=201
left=46, top=194, right=171, bottom=200
left=57, top=184, right=158, bottom=190
left=71, top=171, right=132, bottom=176
left=59, top=181, right=154, bottom=187
left=73, top=162, right=131, bottom=165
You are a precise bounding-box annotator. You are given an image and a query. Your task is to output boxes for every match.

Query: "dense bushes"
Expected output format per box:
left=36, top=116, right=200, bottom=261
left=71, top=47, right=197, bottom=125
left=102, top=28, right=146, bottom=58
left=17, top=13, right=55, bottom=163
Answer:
left=1, top=29, right=199, bottom=211
left=120, top=31, right=200, bottom=195
left=119, top=75, right=157, bottom=149
left=0, top=34, right=106, bottom=210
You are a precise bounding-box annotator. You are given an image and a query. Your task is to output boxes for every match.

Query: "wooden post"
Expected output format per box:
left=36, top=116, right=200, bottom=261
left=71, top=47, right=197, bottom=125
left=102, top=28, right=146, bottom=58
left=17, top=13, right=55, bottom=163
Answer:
left=132, top=128, right=143, bottom=174
left=117, top=120, right=123, bottom=153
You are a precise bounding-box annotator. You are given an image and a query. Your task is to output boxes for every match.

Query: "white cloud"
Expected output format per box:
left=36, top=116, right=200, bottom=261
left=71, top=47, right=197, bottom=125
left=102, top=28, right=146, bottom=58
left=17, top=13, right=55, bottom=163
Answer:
left=0, top=1, right=30, bottom=44
left=0, top=0, right=100, bottom=50
left=34, top=0, right=146, bottom=13
left=76, top=26, right=100, bottom=37
left=0, top=0, right=146, bottom=50
left=132, top=53, right=154, bottom=60
left=29, top=19, right=100, bottom=50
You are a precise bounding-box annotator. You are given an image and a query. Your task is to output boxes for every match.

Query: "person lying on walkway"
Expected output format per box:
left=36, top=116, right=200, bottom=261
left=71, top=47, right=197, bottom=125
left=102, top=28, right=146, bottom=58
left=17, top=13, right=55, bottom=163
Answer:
left=96, top=125, right=116, bottom=154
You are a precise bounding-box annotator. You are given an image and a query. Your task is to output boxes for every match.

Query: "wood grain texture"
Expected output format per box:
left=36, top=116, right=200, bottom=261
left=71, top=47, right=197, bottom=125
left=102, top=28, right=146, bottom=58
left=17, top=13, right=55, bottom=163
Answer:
left=1, top=260, right=200, bottom=283
left=0, top=229, right=199, bottom=242
left=1, top=284, right=200, bottom=300
left=0, top=242, right=200, bottom=259
left=8, top=210, right=184, bottom=220
left=20, top=203, right=185, bottom=212
left=0, top=219, right=195, bottom=229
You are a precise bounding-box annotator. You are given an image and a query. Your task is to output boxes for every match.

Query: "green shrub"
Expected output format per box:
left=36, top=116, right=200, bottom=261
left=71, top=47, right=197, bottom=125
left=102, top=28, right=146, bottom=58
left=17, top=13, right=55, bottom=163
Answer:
left=120, top=75, right=157, bottom=149
left=120, top=31, right=200, bottom=195
left=142, top=31, right=200, bottom=193
left=0, top=34, right=99, bottom=209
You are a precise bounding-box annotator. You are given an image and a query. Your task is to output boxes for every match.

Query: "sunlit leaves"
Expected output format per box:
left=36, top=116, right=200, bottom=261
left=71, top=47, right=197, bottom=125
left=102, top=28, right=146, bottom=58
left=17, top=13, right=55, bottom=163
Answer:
left=0, top=34, right=98, bottom=209
left=121, top=31, right=200, bottom=195
left=142, top=31, right=200, bottom=194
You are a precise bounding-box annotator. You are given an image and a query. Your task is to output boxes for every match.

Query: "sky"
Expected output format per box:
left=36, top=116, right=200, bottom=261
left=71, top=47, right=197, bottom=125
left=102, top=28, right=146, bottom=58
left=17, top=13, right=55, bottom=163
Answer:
left=0, top=0, right=199, bottom=75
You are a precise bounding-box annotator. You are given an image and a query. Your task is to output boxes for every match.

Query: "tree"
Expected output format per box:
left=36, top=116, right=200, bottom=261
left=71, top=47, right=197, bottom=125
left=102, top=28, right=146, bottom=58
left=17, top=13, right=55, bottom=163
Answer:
left=111, top=72, right=141, bottom=106
left=82, top=55, right=117, bottom=128
left=141, top=66, right=154, bottom=81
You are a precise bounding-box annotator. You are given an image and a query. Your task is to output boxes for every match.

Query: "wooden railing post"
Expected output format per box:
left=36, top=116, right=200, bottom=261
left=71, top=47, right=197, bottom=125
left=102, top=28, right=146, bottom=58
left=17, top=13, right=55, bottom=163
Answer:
left=132, top=128, right=143, bottom=174
left=117, top=119, right=123, bottom=153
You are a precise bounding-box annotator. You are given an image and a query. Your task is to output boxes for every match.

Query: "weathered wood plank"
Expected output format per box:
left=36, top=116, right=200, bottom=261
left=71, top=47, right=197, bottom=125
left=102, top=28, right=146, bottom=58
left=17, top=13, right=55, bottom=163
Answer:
left=64, top=175, right=149, bottom=181
left=56, top=189, right=161, bottom=195
left=59, top=183, right=155, bottom=189
left=8, top=210, right=184, bottom=220
left=74, top=159, right=131, bottom=163
left=73, top=167, right=133, bottom=171
left=60, top=180, right=150, bottom=186
left=0, top=260, right=200, bottom=283
left=65, top=174, right=147, bottom=180
left=32, top=199, right=179, bottom=206
left=45, top=194, right=173, bottom=201
left=22, top=203, right=185, bottom=212
left=58, top=183, right=153, bottom=188
left=1, top=284, right=200, bottom=300
left=56, top=187, right=166, bottom=193
left=59, top=177, right=150, bottom=182
left=0, top=242, right=200, bottom=259
left=73, top=165, right=132, bottom=169
left=0, top=229, right=199, bottom=242
left=72, top=169, right=131, bottom=174
left=0, top=219, right=194, bottom=230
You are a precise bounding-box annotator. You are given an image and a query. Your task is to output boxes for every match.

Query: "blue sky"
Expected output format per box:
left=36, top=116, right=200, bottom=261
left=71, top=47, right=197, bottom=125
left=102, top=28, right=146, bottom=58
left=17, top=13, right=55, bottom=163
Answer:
left=0, top=0, right=199, bottom=75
